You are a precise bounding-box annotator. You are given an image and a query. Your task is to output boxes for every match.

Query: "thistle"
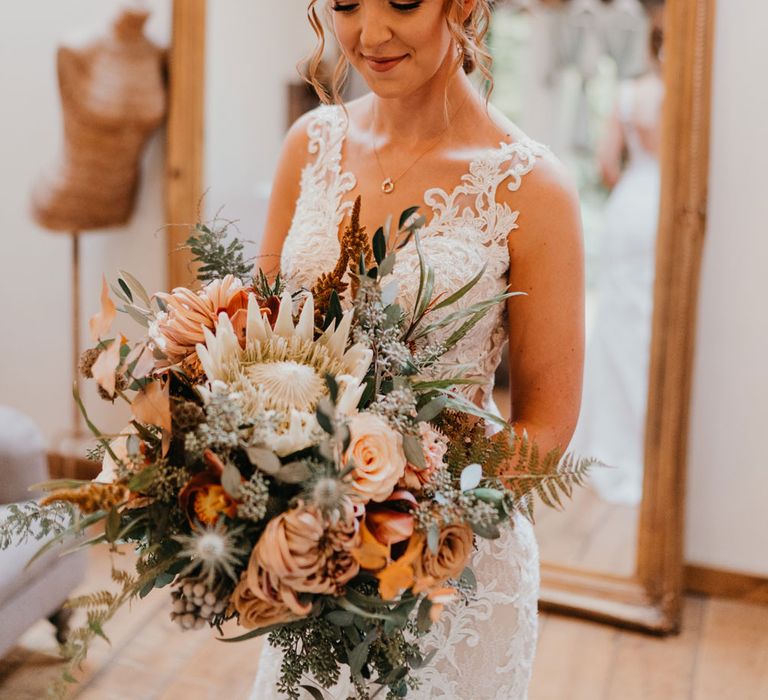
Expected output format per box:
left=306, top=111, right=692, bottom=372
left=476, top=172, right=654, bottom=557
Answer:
left=174, top=519, right=249, bottom=587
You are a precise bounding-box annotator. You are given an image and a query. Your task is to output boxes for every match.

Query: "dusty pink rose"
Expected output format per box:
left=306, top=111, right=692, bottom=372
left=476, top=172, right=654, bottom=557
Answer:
left=249, top=500, right=360, bottom=606
left=399, top=423, right=448, bottom=492
left=154, top=275, right=248, bottom=365
left=347, top=413, right=407, bottom=503
left=230, top=572, right=300, bottom=629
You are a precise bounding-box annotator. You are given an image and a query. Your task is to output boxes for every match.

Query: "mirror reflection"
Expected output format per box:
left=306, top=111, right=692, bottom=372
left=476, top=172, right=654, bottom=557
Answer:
left=489, top=0, right=664, bottom=577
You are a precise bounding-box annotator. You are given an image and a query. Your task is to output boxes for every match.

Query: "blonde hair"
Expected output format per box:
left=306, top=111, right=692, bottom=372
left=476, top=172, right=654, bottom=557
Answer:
left=304, top=0, right=495, bottom=104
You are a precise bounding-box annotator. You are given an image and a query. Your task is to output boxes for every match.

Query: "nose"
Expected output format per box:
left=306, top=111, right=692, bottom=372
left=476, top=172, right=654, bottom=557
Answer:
left=358, top=4, right=394, bottom=51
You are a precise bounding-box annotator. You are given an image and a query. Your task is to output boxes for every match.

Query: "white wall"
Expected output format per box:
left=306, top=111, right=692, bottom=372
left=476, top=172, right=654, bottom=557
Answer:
left=204, top=2, right=316, bottom=245
left=0, top=1, right=170, bottom=444
left=685, top=0, right=768, bottom=575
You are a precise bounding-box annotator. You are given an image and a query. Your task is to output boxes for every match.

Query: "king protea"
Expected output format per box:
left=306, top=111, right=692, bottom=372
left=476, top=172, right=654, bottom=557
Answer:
left=196, top=291, right=372, bottom=456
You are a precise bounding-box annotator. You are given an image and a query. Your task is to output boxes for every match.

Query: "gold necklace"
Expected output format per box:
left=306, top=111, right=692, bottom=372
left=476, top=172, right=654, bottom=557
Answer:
left=371, top=94, right=471, bottom=194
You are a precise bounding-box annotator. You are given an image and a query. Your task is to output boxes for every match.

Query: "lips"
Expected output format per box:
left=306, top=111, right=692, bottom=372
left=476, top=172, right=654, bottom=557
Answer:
left=364, top=54, right=407, bottom=73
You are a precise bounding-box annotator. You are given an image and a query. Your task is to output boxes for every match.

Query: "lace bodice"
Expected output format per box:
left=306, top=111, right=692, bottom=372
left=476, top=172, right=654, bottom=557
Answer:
left=252, top=105, right=545, bottom=700
left=281, top=105, right=549, bottom=403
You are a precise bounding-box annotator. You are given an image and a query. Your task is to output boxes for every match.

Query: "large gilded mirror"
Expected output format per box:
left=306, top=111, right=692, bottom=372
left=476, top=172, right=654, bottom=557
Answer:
left=166, top=0, right=714, bottom=633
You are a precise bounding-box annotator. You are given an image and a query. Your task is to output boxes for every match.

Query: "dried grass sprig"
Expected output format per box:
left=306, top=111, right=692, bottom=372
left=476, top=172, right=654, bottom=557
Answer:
left=40, top=483, right=130, bottom=515
left=311, top=196, right=372, bottom=326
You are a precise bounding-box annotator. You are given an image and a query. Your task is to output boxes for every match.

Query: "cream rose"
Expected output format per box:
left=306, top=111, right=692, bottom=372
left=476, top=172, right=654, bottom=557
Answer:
left=346, top=413, right=407, bottom=503
left=415, top=523, right=474, bottom=583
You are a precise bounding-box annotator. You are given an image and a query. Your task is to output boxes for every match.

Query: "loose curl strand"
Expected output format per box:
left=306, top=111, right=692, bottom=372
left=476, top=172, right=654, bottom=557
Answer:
left=303, top=0, right=496, bottom=104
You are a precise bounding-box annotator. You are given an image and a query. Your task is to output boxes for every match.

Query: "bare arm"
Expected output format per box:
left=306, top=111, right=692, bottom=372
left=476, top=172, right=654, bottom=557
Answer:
left=256, top=111, right=314, bottom=278
left=502, top=155, right=585, bottom=461
left=597, top=104, right=626, bottom=191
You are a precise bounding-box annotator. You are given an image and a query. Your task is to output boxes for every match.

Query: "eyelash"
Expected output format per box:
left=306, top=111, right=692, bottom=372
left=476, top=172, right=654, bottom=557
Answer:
left=331, top=2, right=423, bottom=13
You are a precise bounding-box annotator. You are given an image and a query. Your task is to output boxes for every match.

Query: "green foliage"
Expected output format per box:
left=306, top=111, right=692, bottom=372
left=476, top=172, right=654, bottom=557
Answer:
left=500, top=436, right=597, bottom=523
left=185, top=220, right=253, bottom=283
left=0, top=501, right=77, bottom=550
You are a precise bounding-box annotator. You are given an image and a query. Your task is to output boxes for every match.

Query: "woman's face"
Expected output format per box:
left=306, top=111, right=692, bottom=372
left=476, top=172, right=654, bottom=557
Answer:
left=329, top=0, right=457, bottom=99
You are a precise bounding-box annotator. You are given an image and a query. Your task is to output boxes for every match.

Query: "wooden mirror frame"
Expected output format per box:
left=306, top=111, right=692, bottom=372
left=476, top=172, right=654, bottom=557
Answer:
left=165, top=0, right=715, bottom=635
left=539, top=0, right=716, bottom=634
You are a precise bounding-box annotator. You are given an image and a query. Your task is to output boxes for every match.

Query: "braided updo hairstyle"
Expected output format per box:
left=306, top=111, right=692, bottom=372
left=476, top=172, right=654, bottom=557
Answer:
left=304, top=0, right=495, bottom=104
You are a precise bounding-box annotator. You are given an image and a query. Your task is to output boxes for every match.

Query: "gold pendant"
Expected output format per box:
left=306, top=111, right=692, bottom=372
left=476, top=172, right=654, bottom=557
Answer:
left=381, top=178, right=395, bottom=194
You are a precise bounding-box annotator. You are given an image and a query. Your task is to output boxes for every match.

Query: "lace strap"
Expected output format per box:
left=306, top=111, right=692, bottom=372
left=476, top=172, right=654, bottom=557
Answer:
left=305, top=105, right=348, bottom=179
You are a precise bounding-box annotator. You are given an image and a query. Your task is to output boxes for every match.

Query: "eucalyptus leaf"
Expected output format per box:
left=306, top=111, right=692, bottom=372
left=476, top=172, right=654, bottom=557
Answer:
left=221, top=462, right=243, bottom=498
left=373, top=226, right=387, bottom=263
left=276, top=461, right=313, bottom=484
left=402, top=434, right=426, bottom=470
left=415, top=395, right=448, bottom=423
left=398, top=205, right=420, bottom=230
left=431, top=264, right=487, bottom=311
left=349, top=638, right=371, bottom=677
left=325, top=610, right=355, bottom=626
left=299, top=686, right=326, bottom=700
left=427, top=523, right=440, bottom=554
left=246, top=447, right=281, bottom=475
left=472, top=521, right=501, bottom=539
left=379, top=252, right=396, bottom=278
left=381, top=279, right=399, bottom=306
left=128, top=467, right=157, bottom=492
left=105, top=507, right=121, bottom=543
left=459, top=566, right=477, bottom=593
left=325, top=373, right=339, bottom=404
left=119, top=269, right=152, bottom=307
left=316, top=405, right=335, bottom=435
left=460, top=463, right=483, bottom=492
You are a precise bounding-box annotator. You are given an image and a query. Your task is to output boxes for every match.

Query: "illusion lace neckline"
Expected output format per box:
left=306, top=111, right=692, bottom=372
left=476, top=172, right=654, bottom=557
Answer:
left=332, top=112, right=543, bottom=234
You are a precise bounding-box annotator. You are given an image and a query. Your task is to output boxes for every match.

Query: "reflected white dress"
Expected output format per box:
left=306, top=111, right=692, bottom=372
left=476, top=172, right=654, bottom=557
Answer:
left=569, top=80, right=661, bottom=505
left=249, top=105, right=548, bottom=700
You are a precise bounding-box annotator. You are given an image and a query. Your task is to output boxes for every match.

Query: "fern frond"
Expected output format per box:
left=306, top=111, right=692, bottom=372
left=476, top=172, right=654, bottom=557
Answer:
left=0, top=500, right=77, bottom=550
left=65, top=591, right=116, bottom=610
left=499, top=437, right=597, bottom=523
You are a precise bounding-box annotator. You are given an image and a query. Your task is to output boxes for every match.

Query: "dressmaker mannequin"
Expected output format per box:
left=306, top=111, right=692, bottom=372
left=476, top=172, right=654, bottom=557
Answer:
left=30, top=4, right=166, bottom=460
left=31, top=4, right=166, bottom=231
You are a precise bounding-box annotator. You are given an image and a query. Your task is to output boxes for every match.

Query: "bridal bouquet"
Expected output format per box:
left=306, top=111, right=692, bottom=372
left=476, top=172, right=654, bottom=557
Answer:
left=2, top=199, right=591, bottom=699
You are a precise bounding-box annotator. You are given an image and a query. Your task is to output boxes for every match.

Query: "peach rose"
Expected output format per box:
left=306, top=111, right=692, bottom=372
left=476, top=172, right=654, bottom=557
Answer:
left=347, top=413, right=407, bottom=503
left=250, top=500, right=360, bottom=600
left=415, top=523, right=474, bottom=583
left=399, top=423, right=448, bottom=492
left=230, top=573, right=299, bottom=629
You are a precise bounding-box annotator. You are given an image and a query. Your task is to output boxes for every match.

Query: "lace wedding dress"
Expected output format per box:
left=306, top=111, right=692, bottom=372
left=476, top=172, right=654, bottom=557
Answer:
left=249, top=105, right=548, bottom=700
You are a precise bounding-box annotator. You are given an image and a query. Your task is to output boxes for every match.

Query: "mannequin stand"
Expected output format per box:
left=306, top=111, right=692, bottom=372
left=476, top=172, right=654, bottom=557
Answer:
left=49, top=231, right=99, bottom=480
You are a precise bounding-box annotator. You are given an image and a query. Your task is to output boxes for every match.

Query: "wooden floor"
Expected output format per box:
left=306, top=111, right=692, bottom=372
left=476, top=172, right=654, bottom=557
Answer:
left=535, top=485, right=639, bottom=578
left=1, top=550, right=767, bottom=699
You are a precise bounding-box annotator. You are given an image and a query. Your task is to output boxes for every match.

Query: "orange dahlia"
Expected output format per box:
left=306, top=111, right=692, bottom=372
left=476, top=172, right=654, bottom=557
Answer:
left=153, top=275, right=249, bottom=365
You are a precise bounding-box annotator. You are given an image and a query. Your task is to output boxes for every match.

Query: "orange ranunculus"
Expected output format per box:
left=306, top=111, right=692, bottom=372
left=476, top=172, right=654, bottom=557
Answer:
left=352, top=518, right=391, bottom=572
left=179, top=473, right=237, bottom=525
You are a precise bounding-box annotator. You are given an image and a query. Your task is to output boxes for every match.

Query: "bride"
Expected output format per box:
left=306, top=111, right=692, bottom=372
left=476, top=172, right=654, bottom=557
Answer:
left=252, top=1, right=585, bottom=697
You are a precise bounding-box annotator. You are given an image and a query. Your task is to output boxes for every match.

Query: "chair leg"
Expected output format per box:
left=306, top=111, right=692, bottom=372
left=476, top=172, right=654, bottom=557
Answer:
left=48, top=606, right=74, bottom=645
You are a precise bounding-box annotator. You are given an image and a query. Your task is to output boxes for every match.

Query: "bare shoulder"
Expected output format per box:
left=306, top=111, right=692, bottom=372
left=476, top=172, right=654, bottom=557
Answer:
left=504, top=146, right=583, bottom=261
